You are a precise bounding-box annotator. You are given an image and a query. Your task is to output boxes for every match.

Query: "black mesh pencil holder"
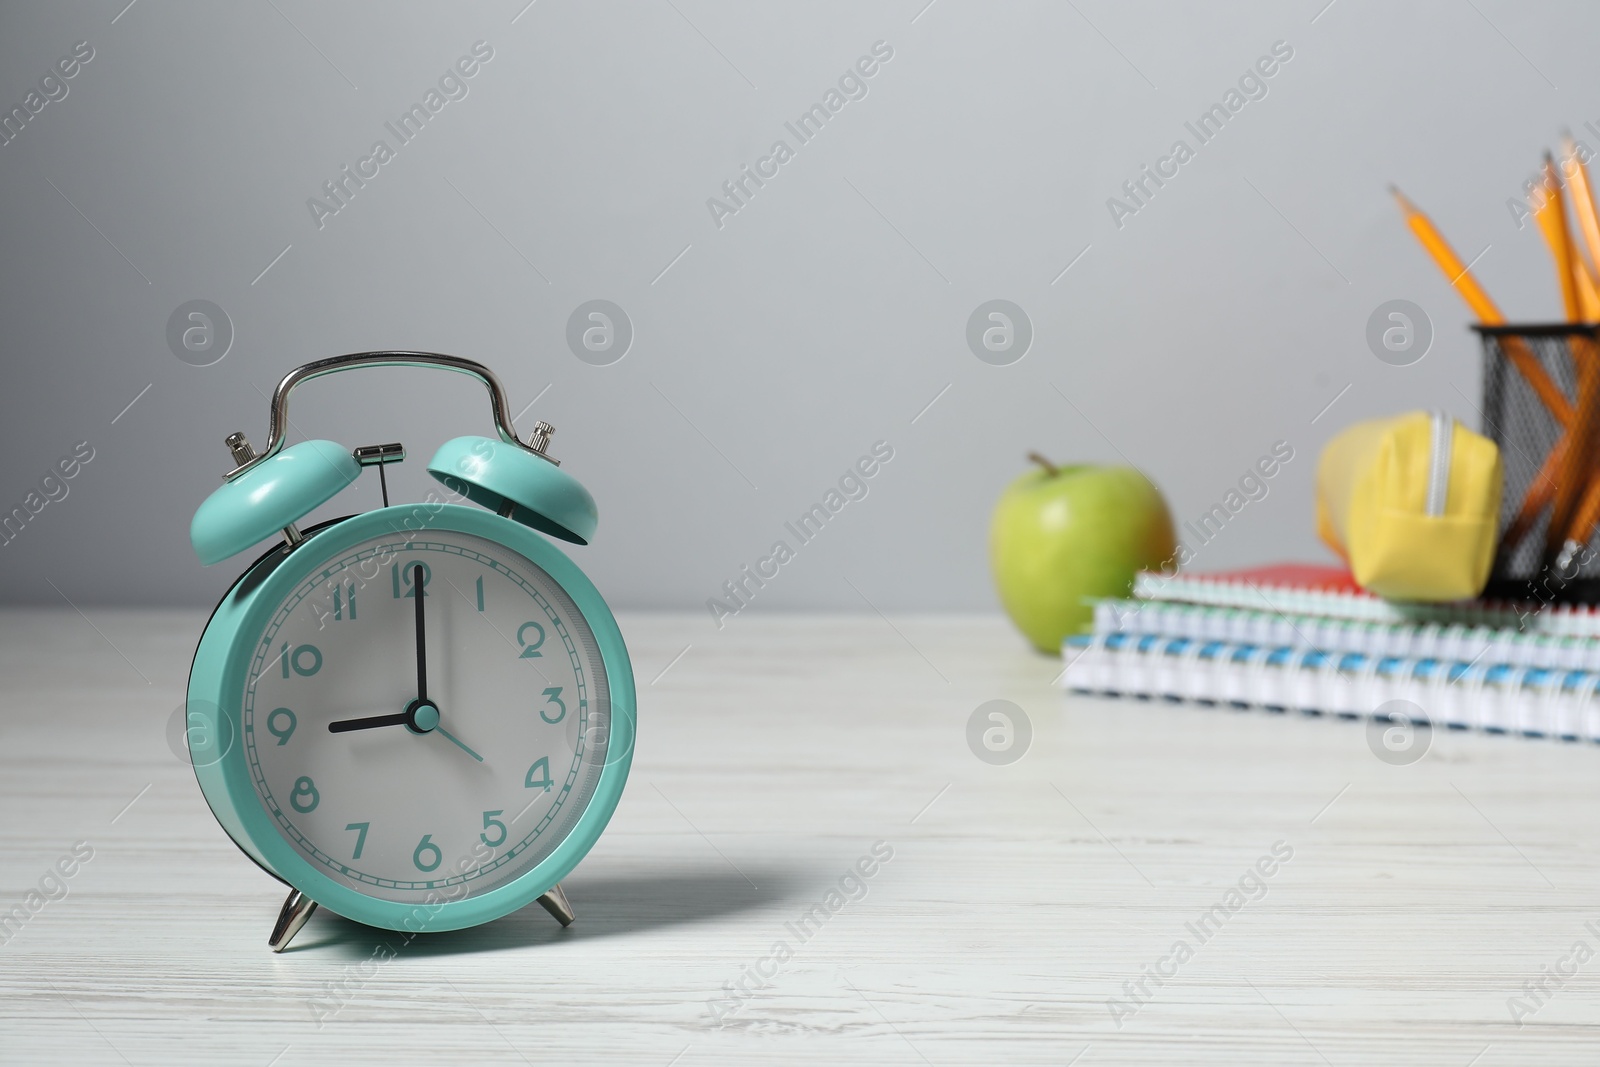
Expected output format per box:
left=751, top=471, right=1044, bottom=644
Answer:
left=1476, top=323, right=1600, bottom=603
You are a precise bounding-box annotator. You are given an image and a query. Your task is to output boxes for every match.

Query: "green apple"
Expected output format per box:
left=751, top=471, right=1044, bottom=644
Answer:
left=990, top=454, right=1177, bottom=653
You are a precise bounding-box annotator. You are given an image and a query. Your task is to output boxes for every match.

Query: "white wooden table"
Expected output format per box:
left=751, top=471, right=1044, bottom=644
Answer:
left=3, top=608, right=1598, bottom=1065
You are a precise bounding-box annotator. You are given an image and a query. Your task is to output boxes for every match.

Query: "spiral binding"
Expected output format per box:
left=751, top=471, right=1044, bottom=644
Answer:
left=1061, top=633, right=1600, bottom=742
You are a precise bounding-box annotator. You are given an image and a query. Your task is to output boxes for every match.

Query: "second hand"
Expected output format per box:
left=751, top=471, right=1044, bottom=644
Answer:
left=435, top=726, right=484, bottom=762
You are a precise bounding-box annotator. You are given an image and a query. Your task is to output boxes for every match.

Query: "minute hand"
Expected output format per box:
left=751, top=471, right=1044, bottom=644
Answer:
left=413, top=563, right=427, bottom=702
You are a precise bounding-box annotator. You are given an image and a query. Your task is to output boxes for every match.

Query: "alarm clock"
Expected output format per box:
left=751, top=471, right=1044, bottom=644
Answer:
left=184, top=352, right=635, bottom=951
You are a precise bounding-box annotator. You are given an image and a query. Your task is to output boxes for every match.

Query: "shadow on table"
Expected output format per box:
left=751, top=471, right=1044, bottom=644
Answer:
left=292, top=862, right=809, bottom=958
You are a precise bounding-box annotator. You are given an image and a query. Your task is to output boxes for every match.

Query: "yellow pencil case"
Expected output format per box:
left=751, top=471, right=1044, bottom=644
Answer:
left=1316, top=411, right=1503, bottom=602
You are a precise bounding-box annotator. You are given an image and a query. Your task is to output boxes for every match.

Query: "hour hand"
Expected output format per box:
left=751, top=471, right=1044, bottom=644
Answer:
left=328, top=711, right=410, bottom=733
left=330, top=699, right=440, bottom=735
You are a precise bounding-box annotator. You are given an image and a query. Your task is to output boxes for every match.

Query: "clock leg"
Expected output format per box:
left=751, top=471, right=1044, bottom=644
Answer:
left=535, top=883, right=575, bottom=927
left=268, top=889, right=319, bottom=952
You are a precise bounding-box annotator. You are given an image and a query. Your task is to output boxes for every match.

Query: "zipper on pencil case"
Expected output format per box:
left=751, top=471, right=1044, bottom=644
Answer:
left=1427, top=410, right=1452, bottom=517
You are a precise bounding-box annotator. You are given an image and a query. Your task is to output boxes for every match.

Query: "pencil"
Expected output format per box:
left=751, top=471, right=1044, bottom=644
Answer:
left=1501, top=439, right=1564, bottom=559
left=1553, top=139, right=1600, bottom=555
left=1391, top=186, right=1574, bottom=424
left=1566, top=470, right=1600, bottom=557
left=1537, top=155, right=1600, bottom=559
left=1533, top=155, right=1582, bottom=322
left=1561, top=132, right=1600, bottom=297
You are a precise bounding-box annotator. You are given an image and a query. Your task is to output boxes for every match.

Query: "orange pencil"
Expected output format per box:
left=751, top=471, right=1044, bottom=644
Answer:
left=1575, top=255, right=1600, bottom=322
left=1392, top=185, right=1509, bottom=322
left=1533, top=155, right=1582, bottom=322
left=1536, top=154, right=1600, bottom=557
left=1391, top=186, right=1573, bottom=425
left=1568, top=471, right=1600, bottom=555
left=1554, top=138, right=1600, bottom=553
left=1501, top=439, right=1564, bottom=558
left=1561, top=132, right=1600, bottom=296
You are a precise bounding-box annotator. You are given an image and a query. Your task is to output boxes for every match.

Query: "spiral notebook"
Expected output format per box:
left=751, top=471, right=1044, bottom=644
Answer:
left=1095, top=598, right=1600, bottom=672
left=1133, top=563, right=1600, bottom=637
left=1062, top=632, right=1600, bottom=740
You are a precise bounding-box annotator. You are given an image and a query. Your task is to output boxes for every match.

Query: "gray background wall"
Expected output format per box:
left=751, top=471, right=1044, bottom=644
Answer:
left=0, top=0, right=1592, bottom=614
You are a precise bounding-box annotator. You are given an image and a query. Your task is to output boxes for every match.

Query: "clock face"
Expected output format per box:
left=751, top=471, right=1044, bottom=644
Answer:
left=241, top=529, right=612, bottom=905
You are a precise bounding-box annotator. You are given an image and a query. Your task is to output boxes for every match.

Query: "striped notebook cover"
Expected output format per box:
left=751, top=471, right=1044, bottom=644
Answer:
left=1094, top=598, right=1600, bottom=673
left=1133, top=563, right=1600, bottom=637
left=1062, top=632, right=1600, bottom=740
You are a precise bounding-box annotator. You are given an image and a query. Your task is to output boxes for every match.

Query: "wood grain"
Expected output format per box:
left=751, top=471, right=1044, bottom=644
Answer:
left=2, top=608, right=1598, bottom=1065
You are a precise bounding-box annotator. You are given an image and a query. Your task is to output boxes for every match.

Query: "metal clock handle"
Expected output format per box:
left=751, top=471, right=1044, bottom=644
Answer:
left=224, top=351, right=543, bottom=482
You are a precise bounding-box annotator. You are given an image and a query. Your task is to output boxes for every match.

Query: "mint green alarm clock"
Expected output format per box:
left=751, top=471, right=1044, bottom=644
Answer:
left=185, top=353, right=635, bottom=951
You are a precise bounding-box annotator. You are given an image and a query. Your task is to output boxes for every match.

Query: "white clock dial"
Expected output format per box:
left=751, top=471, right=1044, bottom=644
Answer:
left=242, top=530, right=611, bottom=904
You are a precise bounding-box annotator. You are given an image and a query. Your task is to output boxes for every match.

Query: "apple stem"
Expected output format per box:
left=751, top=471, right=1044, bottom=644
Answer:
left=1027, top=452, right=1057, bottom=476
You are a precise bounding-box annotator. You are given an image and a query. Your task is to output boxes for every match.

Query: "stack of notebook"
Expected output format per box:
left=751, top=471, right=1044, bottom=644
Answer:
left=1061, top=564, right=1600, bottom=740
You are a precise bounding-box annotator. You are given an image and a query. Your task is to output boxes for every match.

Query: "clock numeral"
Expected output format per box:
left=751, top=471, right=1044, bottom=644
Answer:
left=525, top=756, right=553, bottom=791
left=475, top=575, right=485, bottom=612
left=480, top=809, right=507, bottom=848
left=280, top=642, right=323, bottom=678
left=517, top=621, right=546, bottom=659
left=266, top=707, right=297, bottom=746
left=345, top=821, right=370, bottom=859
left=412, top=833, right=442, bottom=873
left=391, top=561, right=431, bottom=598
left=332, top=581, right=357, bottom=621
left=290, top=776, right=320, bottom=813
left=539, top=687, right=566, bottom=724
